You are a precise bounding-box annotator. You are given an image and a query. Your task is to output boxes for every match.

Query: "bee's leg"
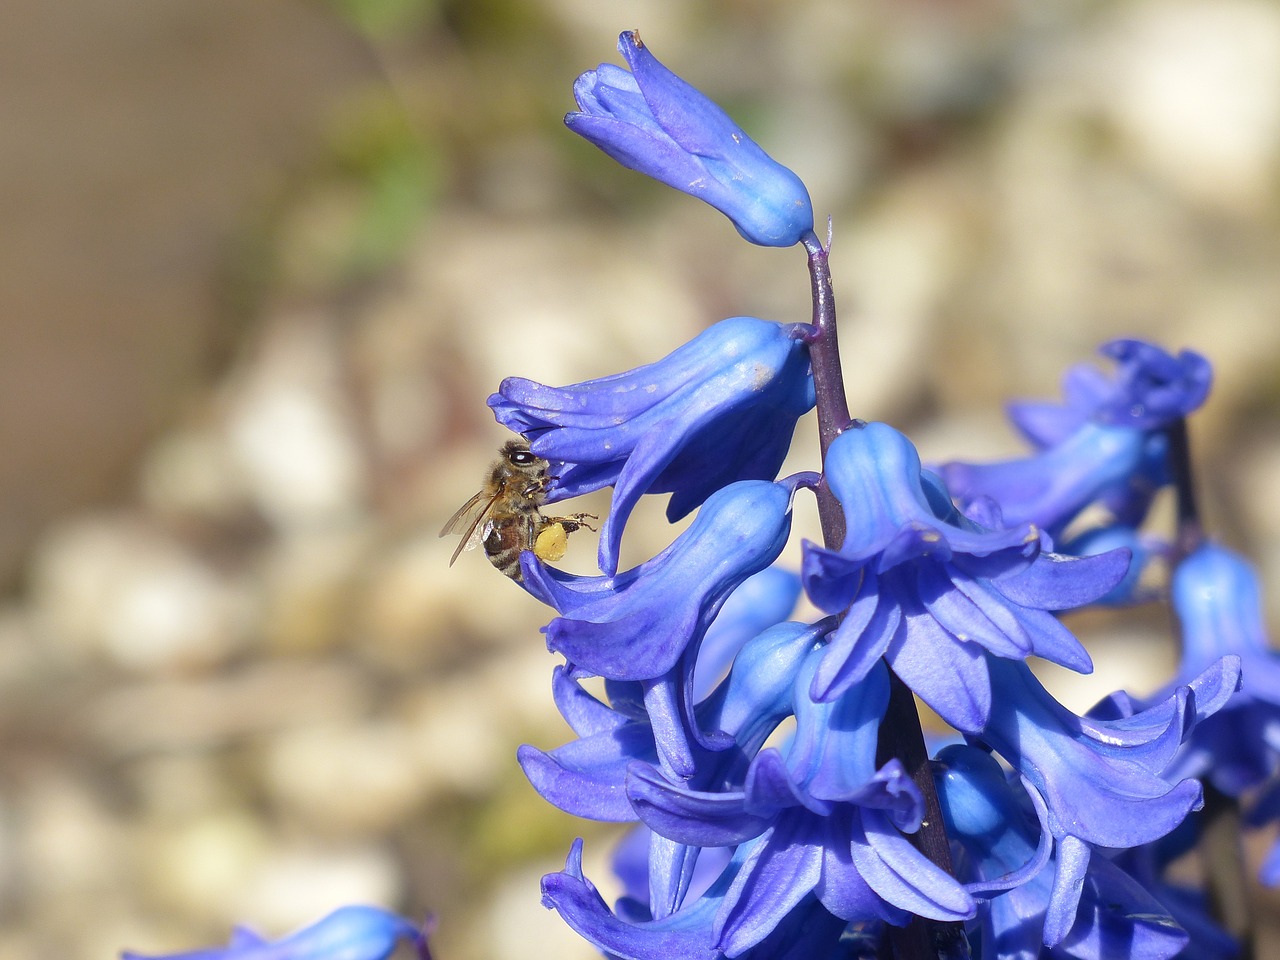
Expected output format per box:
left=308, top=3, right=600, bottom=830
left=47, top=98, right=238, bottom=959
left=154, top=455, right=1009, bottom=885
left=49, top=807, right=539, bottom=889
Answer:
left=532, top=513, right=598, bottom=562
left=546, top=512, right=599, bottom=534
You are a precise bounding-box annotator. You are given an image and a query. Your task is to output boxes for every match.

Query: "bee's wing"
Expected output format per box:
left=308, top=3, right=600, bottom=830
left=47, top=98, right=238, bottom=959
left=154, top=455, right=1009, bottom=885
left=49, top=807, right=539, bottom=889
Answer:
left=440, top=490, right=501, bottom=566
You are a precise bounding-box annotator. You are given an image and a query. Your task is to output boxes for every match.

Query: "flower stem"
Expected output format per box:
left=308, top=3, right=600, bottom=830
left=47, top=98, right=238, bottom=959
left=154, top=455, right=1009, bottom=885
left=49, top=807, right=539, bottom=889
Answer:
left=801, top=231, right=970, bottom=960
left=1167, top=417, right=1254, bottom=955
left=1167, top=417, right=1204, bottom=561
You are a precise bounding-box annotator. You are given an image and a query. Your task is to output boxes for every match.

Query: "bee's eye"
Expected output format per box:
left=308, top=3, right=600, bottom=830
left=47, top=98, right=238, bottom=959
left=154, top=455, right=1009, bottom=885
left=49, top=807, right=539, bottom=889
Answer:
left=510, top=450, right=537, bottom=466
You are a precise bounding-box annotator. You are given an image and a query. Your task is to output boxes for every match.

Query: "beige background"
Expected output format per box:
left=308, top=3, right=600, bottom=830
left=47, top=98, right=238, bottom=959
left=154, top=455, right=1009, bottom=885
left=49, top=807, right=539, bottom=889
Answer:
left=1, top=1, right=1278, bottom=958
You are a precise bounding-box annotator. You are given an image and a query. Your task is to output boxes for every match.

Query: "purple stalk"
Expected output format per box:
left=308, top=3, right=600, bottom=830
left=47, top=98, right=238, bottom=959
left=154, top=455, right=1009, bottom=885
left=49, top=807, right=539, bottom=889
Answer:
left=800, top=230, right=970, bottom=960
left=1166, top=416, right=1252, bottom=957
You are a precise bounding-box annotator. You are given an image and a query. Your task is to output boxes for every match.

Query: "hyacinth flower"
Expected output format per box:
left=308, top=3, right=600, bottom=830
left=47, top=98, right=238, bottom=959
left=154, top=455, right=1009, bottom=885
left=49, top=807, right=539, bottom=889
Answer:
left=519, top=616, right=826, bottom=824
left=933, top=745, right=1190, bottom=959
left=567, top=31, right=815, bottom=247
left=623, top=654, right=976, bottom=955
left=694, top=566, right=801, bottom=701
left=490, top=315, right=814, bottom=574
left=543, top=838, right=856, bottom=960
left=1154, top=542, right=1280, bottom=881
left=973, top=654, right=1240, bottom=917
left=521, top=478, right=798, bottom=777
left=938, top=339, right=1212, bottom=536
left=121, top=906, right=431, bottom=960
left=799, top=421, right=1130, bottom=728
left=537, top=655, right=967, bottom=960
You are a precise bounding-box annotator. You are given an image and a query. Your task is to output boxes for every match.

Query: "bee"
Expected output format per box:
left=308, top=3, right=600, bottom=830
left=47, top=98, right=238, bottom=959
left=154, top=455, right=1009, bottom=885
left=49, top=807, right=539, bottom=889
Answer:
left=440, top=439, right=597, bottom=581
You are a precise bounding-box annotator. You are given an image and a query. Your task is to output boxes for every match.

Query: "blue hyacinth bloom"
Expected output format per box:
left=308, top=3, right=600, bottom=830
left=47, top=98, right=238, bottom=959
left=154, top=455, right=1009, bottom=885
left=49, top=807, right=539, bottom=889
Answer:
left=980, top=655, right=1239, bottom=854
left=121, top=906, right=430, bottom=960
left=1156, top=542, right=1280, bottom=885
left=939, top=339, right=1212, bottom=535
left=800, top=422, right=1131, bottom=728
left=520, top=476, right=795, bottom=678
left=625, top=654, right=975, bottom=954
left=934, top=745, right=1190, bottom=959
left=542, top=838, right=857, bottom=960
left=567, top=31, right=815, bottom=247
left=1163, top=542, right=1280, bottom=796
left=490, top=316, right=813, bottom=574
left=518, top=617, right=824, bottom=822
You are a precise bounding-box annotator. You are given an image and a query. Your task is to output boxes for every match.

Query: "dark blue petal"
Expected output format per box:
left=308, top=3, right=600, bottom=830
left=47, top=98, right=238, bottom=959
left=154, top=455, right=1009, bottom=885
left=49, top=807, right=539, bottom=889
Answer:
left=811, top=573, right=899, bottom=703
left=801, top=541, right=868, bottom=615
left=1042, top=834, right=1091, bottom=946
left=1054, top=851, right=1190, bottom=959
left=628, top=763, right=770, bottom=847
left=517, top=722, right=656, bottom=821
left=887, top=587, right=993, bottom=733
left=551, top=664, right=628, bottom=738
left=990, top=548, right=1133, bottom=611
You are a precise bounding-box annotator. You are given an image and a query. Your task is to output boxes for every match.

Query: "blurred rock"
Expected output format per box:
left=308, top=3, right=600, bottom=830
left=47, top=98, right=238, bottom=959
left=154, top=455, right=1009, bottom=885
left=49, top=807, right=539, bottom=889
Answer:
left=27, top=514, right=252, bottom=671
left=1100, top=0, right=1280, bottom=213
left=224, top=315, right=369, bottom=531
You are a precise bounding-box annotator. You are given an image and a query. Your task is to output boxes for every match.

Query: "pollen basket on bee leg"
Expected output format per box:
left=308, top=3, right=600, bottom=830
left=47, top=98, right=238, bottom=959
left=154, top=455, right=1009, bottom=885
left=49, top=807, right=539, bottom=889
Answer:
left=534, top=524, right=571, bottom=562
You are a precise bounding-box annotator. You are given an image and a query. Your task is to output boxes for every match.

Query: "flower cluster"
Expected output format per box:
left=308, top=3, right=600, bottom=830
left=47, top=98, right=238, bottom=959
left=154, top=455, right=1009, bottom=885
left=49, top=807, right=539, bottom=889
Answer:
left=467, top=31, right=1267, bottom=960
left=122, top=27, right=1276, bottom=960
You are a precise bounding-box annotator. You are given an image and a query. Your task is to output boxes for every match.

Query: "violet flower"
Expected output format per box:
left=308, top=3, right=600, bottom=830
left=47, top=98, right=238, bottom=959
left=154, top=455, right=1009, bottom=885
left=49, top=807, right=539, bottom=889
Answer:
left=934, top=745, right=1189, bottom=960
left=800, top=422, right=1130, bottom=729
left=625, top=654, right=975, bottom=954
left=1158, top=541, right=1280, bottom=883
left=121, top=907, right=431, bottom=960
left=567, top=31, right=815, bottom=247
left=490, top=315, right=813, bottom=574
left=938, top=339, right=1212, bottom=536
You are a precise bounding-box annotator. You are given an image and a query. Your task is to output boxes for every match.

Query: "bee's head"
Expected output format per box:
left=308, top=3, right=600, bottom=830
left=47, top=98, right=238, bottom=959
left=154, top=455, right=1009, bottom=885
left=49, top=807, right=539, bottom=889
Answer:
left=501, top=439, right=549, bottom=484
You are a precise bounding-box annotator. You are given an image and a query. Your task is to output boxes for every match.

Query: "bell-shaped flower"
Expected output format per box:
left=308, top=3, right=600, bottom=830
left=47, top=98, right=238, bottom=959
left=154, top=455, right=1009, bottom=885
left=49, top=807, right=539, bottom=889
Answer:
left=1161, top=542, right=1280, bottom=795
left=801, top=422, right=1130, bottom=729
left=490, top=316, right=813, bottom=574
left=624, top=654, right=975, bottom=955
left=121, top=906, right=431, bottom=960
left=568, top=31, right=815, bottom=247
left=934, top=745, right=1190, bottom=960
left=1155, top=541, right=1280, bottom=885
left=978, top=654, right=1240, bottom=858
left=541, top=838, right=853, bottom=960
left=938, top=340, right=1212, bottom=536
left=519, top=617, right=826, bottom=823
left=522, top=478, right=795, bottom=682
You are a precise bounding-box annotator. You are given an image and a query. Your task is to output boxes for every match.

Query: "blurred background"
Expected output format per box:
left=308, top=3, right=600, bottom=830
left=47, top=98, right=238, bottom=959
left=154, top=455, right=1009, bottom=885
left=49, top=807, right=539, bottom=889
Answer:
left=2, top=0, right=1279, bottom=957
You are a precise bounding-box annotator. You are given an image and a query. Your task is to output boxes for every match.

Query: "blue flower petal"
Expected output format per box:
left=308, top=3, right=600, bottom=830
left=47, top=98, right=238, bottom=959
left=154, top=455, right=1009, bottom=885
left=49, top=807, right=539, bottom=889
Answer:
left=529, top=480, right=793, bottom=681
left=568, top=32, right=815, bottom=247
left=492, top=317, right=811, bottom=574
left=121, top=906, right=429, bottom=960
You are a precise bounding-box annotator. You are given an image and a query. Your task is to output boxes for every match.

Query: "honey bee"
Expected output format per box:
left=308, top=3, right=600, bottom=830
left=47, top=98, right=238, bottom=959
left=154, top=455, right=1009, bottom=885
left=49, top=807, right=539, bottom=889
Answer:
left=440, top=439, right=597, bottom=581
